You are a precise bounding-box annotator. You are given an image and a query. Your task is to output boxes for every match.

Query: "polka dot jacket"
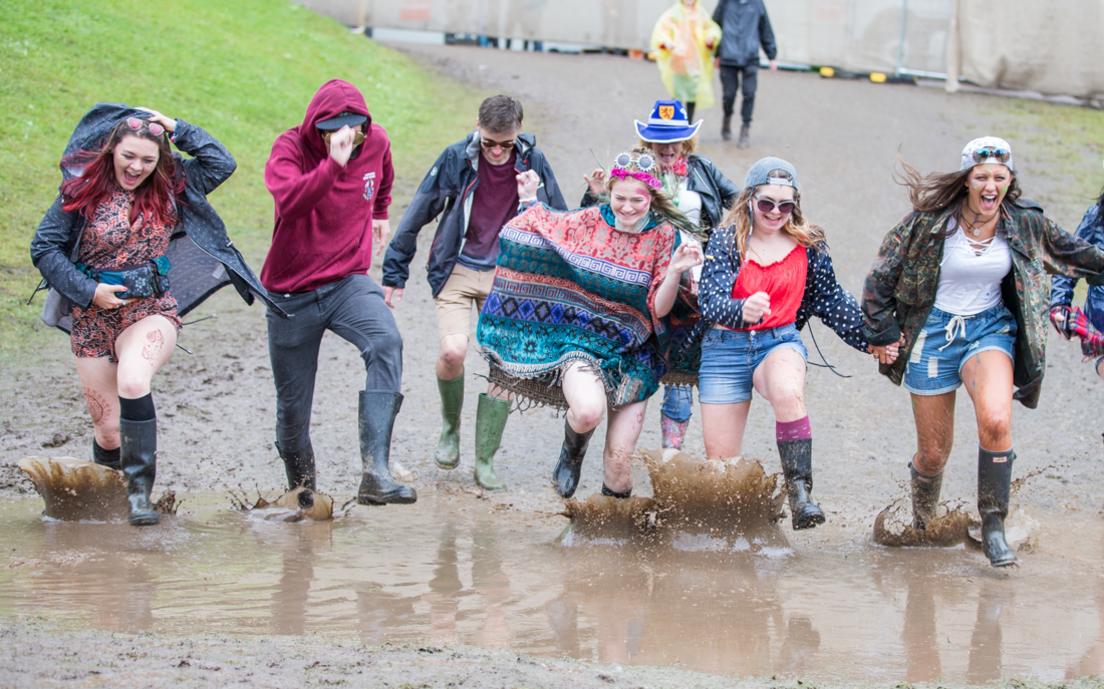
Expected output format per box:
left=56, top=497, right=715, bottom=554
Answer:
left=697, top=223, right=869, bottom=352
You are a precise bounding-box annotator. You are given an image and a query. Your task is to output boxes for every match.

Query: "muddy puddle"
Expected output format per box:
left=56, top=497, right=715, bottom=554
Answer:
left=1, top=493, right=1102, bottom=684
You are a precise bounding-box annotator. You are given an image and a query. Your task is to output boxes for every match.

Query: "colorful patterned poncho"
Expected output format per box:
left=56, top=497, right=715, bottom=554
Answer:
left=478, top=203, right=678, bottom=409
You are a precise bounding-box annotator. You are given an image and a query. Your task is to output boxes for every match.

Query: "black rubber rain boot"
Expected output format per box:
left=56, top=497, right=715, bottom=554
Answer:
left=909, top=460, right=943, bottom=531
left=93, top=440, right=120, bottom=471
left=685, top=101, right=696, bottom=124
left=601, top=484, right=631, bottom=499
left=279, top=443, right=316, bottom=491
left=357, top=390, right=417, bottom=505
left=977, top=448, right=1016, bottom=567
left=553, top=419, right=594, bottom=499
left=737, top=123, right=751, bottom=149
left=119, top=417, right=159, bottom=526
left=778, top=438, right=826, bottom=530
left=721, top=114, right=733, bottom=141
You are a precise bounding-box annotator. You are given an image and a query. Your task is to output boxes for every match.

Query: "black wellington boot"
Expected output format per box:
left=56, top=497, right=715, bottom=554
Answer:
left=977, top=448, right=1016, bottom=567
left=909, top=460, right=943, bottom=531
left=119, top=417, right=159, bottom=526
left=778, top=438, right=826, bottom=530
left=721, top=114, right=733, bottom=141
left=93, top=440, right=121, bottom=471
left=279, top=443, right=316, bottom=491
left=553, top=419, right=594, bottom=499
left=357, top=391, right=417, bottom=505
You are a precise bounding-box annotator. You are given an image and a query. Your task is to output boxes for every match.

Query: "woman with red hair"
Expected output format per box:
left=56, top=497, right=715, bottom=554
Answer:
left=31, top=104, right=276, bottom=525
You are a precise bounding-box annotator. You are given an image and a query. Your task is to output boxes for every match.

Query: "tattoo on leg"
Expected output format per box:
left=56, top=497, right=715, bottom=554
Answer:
left=142, top=329, right=165, bottom=362
left=84, top=387, right=110, bottom=424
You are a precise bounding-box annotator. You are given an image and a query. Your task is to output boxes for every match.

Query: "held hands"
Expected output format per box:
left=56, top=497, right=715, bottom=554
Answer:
left=93, top=283, right=129, bottom=310
left=517, top=169, right=540, bottom=202
left=583, top=168, right=607, bottom=197
left=869, top=334, right=905, bottom=365
left=741, top=291, right=771, bottom=326
left=383, top=286, right=404, bottom=309
left=135, top=107, right=176, bottom=134
left=328, top=126, right=356, bottom=167
left=667, top=243, right=704, bottom=277
left=769, top=59, right=778, bottom=72
left=372, top=219, right=390, bottom=258
left=1049, top=305, right=1072, bottom=338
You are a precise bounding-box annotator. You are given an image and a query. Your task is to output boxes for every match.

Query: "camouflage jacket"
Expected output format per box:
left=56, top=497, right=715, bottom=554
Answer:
left=861, top=200, right=1104, bottom=408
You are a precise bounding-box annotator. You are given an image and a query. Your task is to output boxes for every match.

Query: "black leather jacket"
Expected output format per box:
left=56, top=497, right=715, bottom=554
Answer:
left=30, top=103, right=283, bottom=330
left=581, top=154, right=740, bottom=234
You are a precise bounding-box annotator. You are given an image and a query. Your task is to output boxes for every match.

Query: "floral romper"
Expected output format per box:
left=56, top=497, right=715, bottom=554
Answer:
left=70, top=189, right=180, bottom=360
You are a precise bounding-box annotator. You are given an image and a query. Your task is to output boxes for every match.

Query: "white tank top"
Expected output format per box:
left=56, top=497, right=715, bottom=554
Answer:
left=675, top=179, right=702, bottom=228
left=933, top=219, right=1012, bottom=315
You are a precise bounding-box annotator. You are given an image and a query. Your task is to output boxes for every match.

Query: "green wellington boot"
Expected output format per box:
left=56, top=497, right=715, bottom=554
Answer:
left=473, top=393, right=510, bottom=491
left=434, top=374, right=464, bottom=469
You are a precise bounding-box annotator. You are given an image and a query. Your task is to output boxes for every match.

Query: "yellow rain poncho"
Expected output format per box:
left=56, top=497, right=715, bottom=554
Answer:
left=650, top=1, right=722, bottom=109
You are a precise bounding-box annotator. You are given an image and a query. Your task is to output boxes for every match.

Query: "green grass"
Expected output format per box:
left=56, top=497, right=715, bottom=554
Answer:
left=0, top=0, right=479, bottom=359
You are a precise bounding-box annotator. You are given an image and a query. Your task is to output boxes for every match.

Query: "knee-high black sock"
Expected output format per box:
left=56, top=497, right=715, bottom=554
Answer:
left=119, top=393, right=155, bottom=421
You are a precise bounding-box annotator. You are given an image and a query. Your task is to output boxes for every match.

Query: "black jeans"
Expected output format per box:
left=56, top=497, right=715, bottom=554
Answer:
left=266, top=273, right=403, bottom=454
left=720, top=63, right=759, bottom=125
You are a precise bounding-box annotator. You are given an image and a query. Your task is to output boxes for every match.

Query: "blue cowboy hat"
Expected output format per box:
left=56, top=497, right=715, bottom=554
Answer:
left=634, top=99, right=702, bottom=143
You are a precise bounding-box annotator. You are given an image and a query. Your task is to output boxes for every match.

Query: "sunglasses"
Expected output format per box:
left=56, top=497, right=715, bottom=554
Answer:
left=480, top=136, right=516, bottom=151
left=321, top=129, right=366, bottom=147
left=753, top=196, right=797, bottom=215
left=126, top=116, right=164, bottom=138
left=971, top=146, right=1010, bottom=164
left=613, top=152, right=657, bottom=173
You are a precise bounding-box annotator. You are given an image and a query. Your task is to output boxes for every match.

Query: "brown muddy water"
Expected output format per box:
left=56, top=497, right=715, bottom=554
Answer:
left=2, top=493, right=1103, bottom=685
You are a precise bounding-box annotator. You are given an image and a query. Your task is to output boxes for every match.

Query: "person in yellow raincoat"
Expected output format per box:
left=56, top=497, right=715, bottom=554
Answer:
left=650, top=0, right=722, bottom=124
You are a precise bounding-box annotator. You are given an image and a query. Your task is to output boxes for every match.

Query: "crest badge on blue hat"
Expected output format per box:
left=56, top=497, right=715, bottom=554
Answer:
left=634, top=99, right=702, bottom=143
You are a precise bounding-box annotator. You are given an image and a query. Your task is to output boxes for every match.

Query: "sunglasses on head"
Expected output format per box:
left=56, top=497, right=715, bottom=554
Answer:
left=971, top=146, right=1010, bottom=164
left=480, top=136, right=516, bottom=151
left=753, top=195, right=796, bottom=215
left=126, top=116, right=164, bottom=138
left=613, top=151, right=657, bottom=173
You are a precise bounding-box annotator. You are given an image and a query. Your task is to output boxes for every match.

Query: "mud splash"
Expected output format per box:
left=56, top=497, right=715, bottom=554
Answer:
left=17, top=456, right=178, bottom=521
left=230, top=486, right=343, bottom=522
left=562, top=450, right=785, bottom=548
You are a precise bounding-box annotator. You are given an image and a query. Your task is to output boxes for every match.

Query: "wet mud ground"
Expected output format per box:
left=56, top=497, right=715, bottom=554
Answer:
left=2, top=42, right=1104, bottom=688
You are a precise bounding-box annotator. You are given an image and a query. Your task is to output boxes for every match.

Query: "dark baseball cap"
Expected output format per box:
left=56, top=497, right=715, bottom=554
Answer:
left=316, top=111, right=367, bottom=131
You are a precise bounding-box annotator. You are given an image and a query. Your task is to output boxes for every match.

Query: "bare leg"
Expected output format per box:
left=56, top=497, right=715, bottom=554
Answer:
left=561, top=362, right=607, bottom=433
left=960, top=351, right=1014, bottom=452
left=701, top=401, right=751, bottom=459
left=602, top=400, right=646, bottom=493
left=436, top=333, right=468, bottom=380
left=74, top=356, right=121, bottom=450
left=910, top=392, right=956, bottom=476
left=113, top=315, right=177, bottom=399
left=751, top=348, right=807, bottom=422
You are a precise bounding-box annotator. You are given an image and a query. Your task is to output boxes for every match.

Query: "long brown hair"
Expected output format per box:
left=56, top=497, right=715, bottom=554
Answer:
left=60, top=118, right=183, bottom=226
left=719, top=184, right=824, bottom=260
left=606, top=148, right=697, bottom=236
left=897, top=159, right=1021, bottom=213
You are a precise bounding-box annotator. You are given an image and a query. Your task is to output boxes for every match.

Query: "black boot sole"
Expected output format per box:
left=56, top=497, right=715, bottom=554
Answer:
left=129, top=512, right=160, bottom=526
left=357, top=491, right=417, bottom=505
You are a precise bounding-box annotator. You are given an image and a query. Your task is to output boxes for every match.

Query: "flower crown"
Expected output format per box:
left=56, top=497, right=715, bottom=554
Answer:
left=610, top=151, right=662, bottom=190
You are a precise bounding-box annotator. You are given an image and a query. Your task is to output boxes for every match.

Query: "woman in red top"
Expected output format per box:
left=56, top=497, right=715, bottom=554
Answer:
left=697, top=157, right=898, bottom=529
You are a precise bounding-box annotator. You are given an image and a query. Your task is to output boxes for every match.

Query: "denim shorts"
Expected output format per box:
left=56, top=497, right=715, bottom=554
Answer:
left=699, top=325, right=808, bottom=404
left=904, top=304, right=1016, bottom=395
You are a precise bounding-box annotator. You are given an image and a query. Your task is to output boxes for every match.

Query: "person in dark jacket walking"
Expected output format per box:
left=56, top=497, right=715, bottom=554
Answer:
left=382, top=95, right=566, bottom=491
left=582, top=99, right=740, bottom=450
left=31, top=103, right=277, bottom=525
left=262, top=79, right=414, bottom=506
left=1050, top=185, right=1104, bottom=379
left=712, top=0, right=777, bottom=148
left=862, top=137, right=1104, bottom=566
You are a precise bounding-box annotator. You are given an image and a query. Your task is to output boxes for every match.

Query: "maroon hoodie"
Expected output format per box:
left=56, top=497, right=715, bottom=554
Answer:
left=261, top=79, right=394, bottom=293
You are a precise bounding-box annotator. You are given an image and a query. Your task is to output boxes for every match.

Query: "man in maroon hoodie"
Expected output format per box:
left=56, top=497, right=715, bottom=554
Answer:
left=262, top=79, right=414, bottom=505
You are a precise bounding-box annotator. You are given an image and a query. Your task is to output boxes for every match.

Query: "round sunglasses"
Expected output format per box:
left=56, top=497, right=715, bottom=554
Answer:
left=614, top=151, right=656, bottom=172
left=971, top=146, right=1011, bottom=164
left=753, top=195, right=797, bottom=215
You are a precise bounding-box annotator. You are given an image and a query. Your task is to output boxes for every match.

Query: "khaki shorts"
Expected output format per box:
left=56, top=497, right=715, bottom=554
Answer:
left=434, top=264, right=496, bottom=339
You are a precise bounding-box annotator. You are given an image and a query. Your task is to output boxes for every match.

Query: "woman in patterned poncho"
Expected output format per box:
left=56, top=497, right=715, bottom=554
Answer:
left=478, top=151, right=703, bottom=499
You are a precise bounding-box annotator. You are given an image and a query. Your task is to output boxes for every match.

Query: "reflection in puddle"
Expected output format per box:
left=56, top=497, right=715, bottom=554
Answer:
left=0, top=495, right=1101, bottom=683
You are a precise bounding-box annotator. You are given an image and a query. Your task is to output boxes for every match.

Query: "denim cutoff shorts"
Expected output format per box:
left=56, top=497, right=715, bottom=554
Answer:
left=904, top=303, right=1017, bottom=395
left=699, top=325, right=808, bottom=404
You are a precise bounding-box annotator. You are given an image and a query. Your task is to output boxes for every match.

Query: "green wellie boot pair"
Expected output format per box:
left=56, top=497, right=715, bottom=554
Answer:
left=434, top=375, right=509, bottom=491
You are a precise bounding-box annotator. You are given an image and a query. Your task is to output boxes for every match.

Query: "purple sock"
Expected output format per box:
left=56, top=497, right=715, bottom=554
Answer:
left=776, top=416, right=812, bottom=443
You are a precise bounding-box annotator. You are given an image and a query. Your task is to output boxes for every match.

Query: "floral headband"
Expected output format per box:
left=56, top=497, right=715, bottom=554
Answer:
left=610, top=151, right=662, bottom=190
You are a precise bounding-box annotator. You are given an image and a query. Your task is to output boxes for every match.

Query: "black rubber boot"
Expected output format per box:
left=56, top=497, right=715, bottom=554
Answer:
left=119, top=417, right=159, bottom=526
left=978, top=448, right=1016, bottom=567
left=357, top=391, right=417, bottom=505
left=601, top=484, right=631, bottom=499
left=553, top=419, right=594, bottom=499
left=685, top=101, right=696, bottom=124
left=93, top=440, right=120, bottom=471
left=778, top=438, right=826, bottom=530
left=721, top=114, right=733, bottom=141
left=279, top=443, right=316, bottom=491
left=909, top=460, right=943, bottom=530
left=737, top=123, right=751, bottom=149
